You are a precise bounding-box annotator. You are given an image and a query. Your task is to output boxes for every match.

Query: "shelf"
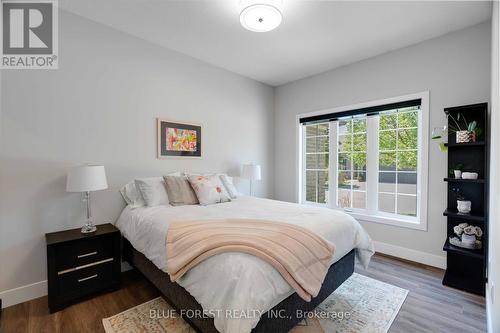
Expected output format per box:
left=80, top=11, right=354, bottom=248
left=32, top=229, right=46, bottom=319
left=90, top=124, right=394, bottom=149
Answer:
left=443, top=239, right=484, bottom=259
left=443, top=209, right=485, bottom=221
left=444, top=142, right=485, bottom=148
left=443, top=270, right=485, bottom=296
left=444, top=178, right=485, bottom=183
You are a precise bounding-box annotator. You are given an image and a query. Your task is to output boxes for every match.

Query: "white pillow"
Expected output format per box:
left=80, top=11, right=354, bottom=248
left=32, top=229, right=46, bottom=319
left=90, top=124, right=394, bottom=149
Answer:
left=219, top=174, right=240, bottom=199
left=187, top=174, right=231, bottom=205
left=119, top=181, right=145, bottom=207
left=135, top=172, right=181, bottom=207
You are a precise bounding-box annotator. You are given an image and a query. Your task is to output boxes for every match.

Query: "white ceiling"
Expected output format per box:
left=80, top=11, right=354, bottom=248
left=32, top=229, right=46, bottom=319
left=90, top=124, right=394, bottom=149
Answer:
left=61, top=1, right=492, bottom=86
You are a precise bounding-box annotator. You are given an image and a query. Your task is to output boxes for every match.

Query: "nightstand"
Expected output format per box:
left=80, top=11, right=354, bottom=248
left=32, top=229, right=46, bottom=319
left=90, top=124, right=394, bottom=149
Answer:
left=45, top=223, right=121, bottom=313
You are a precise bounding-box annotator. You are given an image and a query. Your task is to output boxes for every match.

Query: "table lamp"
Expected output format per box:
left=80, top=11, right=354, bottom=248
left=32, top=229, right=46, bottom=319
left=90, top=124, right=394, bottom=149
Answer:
left=66, top=165, right=108, bottom=233
left=241, top=163, right=261, bottom=196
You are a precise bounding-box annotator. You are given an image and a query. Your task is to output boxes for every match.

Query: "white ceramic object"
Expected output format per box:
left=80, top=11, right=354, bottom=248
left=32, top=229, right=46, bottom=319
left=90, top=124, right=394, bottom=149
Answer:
left=449, top=236, right=482, bottom=250
left=457, top=200, right=472, bottom=214
left=461, top=233, right=476, bottom=246
left=454, top=170, right=462, bottom=179
left=462, top=172, right=478, bottom=180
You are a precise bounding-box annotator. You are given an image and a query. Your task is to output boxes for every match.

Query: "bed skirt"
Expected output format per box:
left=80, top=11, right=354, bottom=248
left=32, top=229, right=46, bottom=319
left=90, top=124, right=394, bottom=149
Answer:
left=122, top=237, right=355, bottom=333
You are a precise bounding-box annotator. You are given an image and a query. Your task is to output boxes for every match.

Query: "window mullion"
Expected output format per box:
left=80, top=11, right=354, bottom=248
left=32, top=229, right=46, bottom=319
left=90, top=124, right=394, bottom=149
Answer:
left=350, top=122, right=354, bottom=209
left=300, top=125, right=305, bottom=203
left=366, top=116, right=379, bottom=214
left=329, top=121, right=338, bottom=209
left=395, top=112, right=399, bottom=214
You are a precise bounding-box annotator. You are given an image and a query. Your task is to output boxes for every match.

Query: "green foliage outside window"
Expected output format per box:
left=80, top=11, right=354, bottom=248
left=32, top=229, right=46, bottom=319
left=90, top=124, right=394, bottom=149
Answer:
left=339, top=110, right=418, bottom=172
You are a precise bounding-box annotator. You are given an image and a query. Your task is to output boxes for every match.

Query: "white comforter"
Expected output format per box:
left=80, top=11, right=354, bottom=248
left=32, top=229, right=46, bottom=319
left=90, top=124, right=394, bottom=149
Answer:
left=115, top=196, right=374, bottom=333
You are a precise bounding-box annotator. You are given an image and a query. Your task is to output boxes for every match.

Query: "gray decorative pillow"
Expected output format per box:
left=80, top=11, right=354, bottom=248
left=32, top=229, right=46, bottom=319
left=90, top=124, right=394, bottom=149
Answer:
left=163, top=176, right=199, bottom=206
left=219, top=174, right=241, bottom=199
left=187, top=174, right=231, bottom=205
left=119, top=181, right=145, bottom=207
left=134, top=172, right=181, bottom=207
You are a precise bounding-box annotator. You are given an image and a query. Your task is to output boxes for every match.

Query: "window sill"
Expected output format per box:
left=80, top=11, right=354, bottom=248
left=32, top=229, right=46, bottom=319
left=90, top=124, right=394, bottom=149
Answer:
left=347, top=211, right=427, bottom=231
left=302, top=201, right=329, bottom=208
left=301, top=202, right=427, bottom=231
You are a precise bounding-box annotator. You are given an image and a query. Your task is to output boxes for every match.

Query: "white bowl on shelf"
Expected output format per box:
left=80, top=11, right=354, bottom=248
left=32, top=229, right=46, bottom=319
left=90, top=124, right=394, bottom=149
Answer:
left=461, top=172, right=479, bottom=180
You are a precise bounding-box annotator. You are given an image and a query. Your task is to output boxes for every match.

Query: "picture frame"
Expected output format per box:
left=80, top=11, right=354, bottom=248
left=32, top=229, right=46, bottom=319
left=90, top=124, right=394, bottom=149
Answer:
left=157, top=119, right=202, bottom=159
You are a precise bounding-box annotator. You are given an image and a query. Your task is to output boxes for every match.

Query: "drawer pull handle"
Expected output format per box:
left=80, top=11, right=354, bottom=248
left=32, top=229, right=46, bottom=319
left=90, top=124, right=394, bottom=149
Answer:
left=77, top=251, right=98, bottom=258
left=57, top=258, right=114, bottom=275
left=78, top=274, right=98, bottom=282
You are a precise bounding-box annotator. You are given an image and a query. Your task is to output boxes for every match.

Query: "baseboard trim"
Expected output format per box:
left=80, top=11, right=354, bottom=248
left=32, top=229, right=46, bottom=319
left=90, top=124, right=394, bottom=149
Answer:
left=373, top=241, right=446, bottom=269
left=0, top=280, right=47, bottom=309
left=0, top=265, right=132, bottom=309
left=0, top=243, right=445, bottom=308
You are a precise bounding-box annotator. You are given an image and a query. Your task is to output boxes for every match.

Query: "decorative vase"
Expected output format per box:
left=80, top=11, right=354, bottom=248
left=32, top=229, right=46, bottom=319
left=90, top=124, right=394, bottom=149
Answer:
left=456, top=130, right=476, bottom=143
left=454, top=170, right=462, bottom=179
left=461, top=234, right=476, bottom=246
left=457, top=200, right=472, bottom=214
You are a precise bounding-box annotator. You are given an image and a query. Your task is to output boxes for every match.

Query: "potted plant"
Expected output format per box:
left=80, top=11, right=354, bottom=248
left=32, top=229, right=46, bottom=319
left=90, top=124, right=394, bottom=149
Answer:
left=449, top=163, right=464, bottom=179
left=451, top=112, right=482, bottom=143
left=431, top=112, right=483, bottom=150
left=452, top=188, right=471, bottom=214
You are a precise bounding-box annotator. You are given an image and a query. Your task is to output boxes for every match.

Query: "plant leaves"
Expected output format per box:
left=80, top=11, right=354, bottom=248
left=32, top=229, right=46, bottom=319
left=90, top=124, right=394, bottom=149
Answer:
left=439, top=142, right=448, bottom=152
left=468, top=120, right=477, bottom=132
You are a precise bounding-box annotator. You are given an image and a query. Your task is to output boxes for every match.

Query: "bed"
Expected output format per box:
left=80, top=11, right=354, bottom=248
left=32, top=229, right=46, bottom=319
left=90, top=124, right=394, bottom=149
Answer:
left=115, top=196, right=374, bottom=333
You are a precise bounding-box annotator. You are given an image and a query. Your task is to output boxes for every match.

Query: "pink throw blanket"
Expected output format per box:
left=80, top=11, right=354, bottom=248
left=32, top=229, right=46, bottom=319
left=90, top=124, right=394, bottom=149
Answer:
left=166, top=219, right=335, bottom=302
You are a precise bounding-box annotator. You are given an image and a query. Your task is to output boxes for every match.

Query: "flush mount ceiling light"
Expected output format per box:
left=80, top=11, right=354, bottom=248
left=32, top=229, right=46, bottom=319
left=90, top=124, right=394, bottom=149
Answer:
left=240, top=3, right=282, bottom=32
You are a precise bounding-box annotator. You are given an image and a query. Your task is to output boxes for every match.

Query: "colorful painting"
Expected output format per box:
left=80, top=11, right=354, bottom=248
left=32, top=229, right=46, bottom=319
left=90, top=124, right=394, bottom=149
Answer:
left=166, top=128, right=197, bottom=152
left=157, top=119, right=201, bottom=158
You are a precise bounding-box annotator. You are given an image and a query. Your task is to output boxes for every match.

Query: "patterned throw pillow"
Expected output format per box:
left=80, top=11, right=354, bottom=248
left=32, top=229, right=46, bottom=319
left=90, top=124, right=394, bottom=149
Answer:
left=187, top=174, right=231, bottom=205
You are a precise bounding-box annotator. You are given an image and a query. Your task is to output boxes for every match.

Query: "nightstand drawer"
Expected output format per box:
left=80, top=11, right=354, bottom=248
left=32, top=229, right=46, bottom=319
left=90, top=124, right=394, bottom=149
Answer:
left=57, top=261, right=115, bottom=301
left=46, top=223, right=121, bottom=312
left=55, top=236, right=115, bottom=271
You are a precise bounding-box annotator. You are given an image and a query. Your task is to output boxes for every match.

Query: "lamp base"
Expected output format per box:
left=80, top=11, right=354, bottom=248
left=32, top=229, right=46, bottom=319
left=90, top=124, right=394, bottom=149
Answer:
left=81, top=223, right=97, bottom=234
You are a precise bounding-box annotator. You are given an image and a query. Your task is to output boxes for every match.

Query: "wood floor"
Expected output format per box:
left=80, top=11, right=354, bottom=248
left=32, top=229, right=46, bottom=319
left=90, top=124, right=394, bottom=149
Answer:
left=0, top=253, right=487, bottom=333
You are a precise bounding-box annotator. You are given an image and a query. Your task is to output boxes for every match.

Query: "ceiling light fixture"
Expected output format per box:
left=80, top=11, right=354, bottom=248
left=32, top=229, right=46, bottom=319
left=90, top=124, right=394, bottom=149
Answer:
left=240, top=3, right=282, bottom=32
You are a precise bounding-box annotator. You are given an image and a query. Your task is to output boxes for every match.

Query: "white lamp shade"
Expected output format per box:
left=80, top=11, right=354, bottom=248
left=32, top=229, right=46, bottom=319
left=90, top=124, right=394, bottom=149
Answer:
left=241, top=164, right=261, bottom=181
left=66, top=165, right=108, bottom=192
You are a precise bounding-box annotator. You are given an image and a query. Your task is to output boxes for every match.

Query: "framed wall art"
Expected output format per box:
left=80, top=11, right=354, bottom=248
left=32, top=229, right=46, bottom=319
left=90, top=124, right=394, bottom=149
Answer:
left=157, top=119, right=202, bottom=158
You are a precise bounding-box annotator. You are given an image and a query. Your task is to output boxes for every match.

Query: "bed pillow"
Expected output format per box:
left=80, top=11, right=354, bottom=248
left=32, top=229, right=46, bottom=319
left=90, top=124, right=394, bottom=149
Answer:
left=119, top=181, right=145, bottom=207
left=187, top=174, right=231, bottom=205
left=135, top=172, right=181, bottom=207
left=164, top=175, right=199, bottom=206
left=219, top=174, right=241, bottom=199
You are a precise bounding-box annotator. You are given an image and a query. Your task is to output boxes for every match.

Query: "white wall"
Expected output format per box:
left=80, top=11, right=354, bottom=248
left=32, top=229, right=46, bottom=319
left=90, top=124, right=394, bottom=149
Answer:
left=487, top=2, right=499, bottom=332
left=274, top=22, right=491, bottom=265
left=0, top=11, right=274, bottom=307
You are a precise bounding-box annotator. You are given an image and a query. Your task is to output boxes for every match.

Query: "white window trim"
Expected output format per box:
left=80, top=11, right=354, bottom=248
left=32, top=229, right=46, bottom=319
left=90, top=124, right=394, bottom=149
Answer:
left=296, top=91, right=429, bottom=231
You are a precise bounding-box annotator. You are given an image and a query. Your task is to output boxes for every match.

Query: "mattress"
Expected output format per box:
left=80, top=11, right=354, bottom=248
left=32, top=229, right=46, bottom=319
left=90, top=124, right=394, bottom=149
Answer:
left=114, top=196, right=374, bottom=333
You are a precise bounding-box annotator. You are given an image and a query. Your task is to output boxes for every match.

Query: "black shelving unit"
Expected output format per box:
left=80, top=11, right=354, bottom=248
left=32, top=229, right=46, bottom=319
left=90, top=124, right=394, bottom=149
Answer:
left=442, top=103, right=488, bottom=296
left=444, top=178, right=485, bottom=184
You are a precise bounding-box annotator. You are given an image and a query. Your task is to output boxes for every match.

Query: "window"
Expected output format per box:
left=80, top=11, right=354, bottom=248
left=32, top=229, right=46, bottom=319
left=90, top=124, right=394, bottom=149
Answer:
left=337, top=117, right=367, bottom=210
left=299, top=93, right=429, bottom=230
left=303, top=123, right=329, bottom=204
left=378, top=108, right=418, bottom=217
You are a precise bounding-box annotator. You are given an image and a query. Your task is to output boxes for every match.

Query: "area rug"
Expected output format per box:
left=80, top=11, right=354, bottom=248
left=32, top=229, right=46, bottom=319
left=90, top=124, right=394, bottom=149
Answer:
left=102, top=273, right=408, bottom=333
